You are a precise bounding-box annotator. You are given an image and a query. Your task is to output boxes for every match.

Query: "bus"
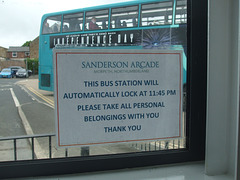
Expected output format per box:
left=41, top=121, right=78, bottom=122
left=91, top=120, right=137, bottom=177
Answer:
left=39, top=0, right=187, bottom=91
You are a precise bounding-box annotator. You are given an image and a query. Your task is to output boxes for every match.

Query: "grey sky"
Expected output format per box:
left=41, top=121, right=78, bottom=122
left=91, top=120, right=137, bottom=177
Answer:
left=0, top=0, right=132, bottom=48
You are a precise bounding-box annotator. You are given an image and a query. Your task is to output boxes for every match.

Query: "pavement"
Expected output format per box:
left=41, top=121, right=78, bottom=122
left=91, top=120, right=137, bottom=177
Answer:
left=17, top=75, right=54, bottom=107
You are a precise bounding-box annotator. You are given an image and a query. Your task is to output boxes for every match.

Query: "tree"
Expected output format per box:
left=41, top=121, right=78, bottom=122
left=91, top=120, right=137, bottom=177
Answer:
left=25, top=58, right=38, bottom=74
left=22, top=41, right=32, bottom=47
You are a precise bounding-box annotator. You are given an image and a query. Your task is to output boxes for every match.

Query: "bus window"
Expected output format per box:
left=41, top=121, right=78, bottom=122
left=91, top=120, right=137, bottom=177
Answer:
left=111, top=6, right=139, bottom=29
left=175, top=0, right=187, bottom=24
left=62, top=13, right=83, bottom=32
left=42, top=15, right=61, bottom=34
left=141, top=1, right=173, bottom=26
left=85, top=9, right=109, bottom=30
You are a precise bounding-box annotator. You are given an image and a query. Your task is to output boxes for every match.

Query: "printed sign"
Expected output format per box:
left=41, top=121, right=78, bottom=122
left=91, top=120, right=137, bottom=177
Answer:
left=50, top=28, right=187, bottom=49
left=50, top=30, right=140, bottom=48
left=54, top=49, right=183, bottom=147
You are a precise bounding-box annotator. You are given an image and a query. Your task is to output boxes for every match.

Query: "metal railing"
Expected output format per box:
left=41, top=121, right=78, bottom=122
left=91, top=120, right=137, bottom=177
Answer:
left=0, top=134, right=55, bottom=161
left=0, top=134, right=186, bottom=162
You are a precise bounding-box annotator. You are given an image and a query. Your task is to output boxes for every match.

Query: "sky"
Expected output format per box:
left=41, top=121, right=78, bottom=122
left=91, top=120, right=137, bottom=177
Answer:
left=0, top=0, right=132, bottom=48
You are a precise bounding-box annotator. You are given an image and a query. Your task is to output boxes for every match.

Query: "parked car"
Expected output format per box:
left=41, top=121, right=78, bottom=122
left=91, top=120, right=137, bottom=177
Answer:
left=27, top=70, right=32, bottom=76
left=8, top=66, right=22, bottom=77
left=0, top=68, right=13, bottom=78
left=16, top=68, right=29, bottom=78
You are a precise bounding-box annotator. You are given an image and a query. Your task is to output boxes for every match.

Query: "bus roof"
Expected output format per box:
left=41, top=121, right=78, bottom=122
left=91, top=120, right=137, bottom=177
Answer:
left=41, top=0, right=171, bottom=20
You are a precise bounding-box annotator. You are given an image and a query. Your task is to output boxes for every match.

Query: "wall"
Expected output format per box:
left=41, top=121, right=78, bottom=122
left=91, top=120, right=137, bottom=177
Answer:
left=0, top=46, right=7, bottom=58
left=206, top=0, right=230, bottom=174
left=30, top=36, right=39, bottom=59
left=206, top=0, right=239, bottom=178
left=0, top=60, right=26, bottom=70
left=229, top=0, right=239, bottom=176
left=6, top=52, right=28, bottom=59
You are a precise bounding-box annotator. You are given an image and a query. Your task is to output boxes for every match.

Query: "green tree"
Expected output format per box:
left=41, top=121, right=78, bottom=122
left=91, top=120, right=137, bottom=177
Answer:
left=22, top=41, right=32, bottom=47
left=25, top=58, right=39, bottom=75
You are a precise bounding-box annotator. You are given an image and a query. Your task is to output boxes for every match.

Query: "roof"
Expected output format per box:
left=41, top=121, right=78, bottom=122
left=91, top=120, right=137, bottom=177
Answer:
left=41, top=0, right=162, bottom=20
left=7, top=46, right=29, bottom=52
left=0, top=46, right=7, bottom=50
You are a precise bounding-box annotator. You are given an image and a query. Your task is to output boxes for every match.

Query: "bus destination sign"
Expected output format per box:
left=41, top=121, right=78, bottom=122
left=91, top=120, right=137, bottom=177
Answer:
left=50, top=30, right=141, bottom=48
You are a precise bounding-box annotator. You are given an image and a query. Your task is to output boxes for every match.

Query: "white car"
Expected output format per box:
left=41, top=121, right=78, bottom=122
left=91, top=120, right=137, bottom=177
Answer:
left=16, top=69, right=28, bottom=78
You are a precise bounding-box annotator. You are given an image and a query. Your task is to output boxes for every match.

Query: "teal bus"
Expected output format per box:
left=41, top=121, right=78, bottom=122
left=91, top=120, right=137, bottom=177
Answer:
left=39, top=0, right=187, bottom=91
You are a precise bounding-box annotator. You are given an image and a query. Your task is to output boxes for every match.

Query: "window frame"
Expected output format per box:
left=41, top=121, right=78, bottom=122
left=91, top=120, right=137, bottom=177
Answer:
left=62, top=12, right=84, bottom=33
left=42, top=15, right=62, bottom=35
left=0, top=0, right=207, bottom=178
left=85, top=9, right=109, bottom=31
left=110, top=5, right=139, bottom=29
left=25, top=52, right=30, bottom=57
left=12, top=52, right=17, bottom=58
left=175, top=0, right=187, bottom=24
left=140, top=1, right=174, bottom=27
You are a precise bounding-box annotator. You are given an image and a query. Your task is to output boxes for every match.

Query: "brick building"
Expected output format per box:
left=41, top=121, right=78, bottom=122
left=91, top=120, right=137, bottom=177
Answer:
left=0, top=46, right=7, bottom=60
left=7, top=46, right=30, bottom=60
left=30, top=36, right=39, bottom=59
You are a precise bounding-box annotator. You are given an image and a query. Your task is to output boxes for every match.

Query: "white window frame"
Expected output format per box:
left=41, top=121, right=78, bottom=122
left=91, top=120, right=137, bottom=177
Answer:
left=25, top=52, right=30, bottom=57
left=12, top=52, right=17, bottom=58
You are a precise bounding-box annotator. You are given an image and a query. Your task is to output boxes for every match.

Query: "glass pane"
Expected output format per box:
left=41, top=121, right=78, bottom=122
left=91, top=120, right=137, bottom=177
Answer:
left=111, top=6, right=139, bottom=28
left=63, top=13, right=83, bottom=32
left=1, top=0, right=187, bottom=163
left=85, top=9, right=109, bottom=30
left=42, top=15, right=61, bottom=34
left=175, top=0, right=187, bottom=24
left=141, top=1, right=173, bottom=26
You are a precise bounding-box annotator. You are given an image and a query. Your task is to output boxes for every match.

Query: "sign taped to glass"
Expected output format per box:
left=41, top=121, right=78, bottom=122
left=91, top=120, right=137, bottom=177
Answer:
left=53, top=49, right=183, bottom=147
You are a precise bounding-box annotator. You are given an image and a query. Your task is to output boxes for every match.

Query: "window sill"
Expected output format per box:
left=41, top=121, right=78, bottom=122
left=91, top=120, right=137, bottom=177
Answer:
left=22, top=161, right=234, bottom=180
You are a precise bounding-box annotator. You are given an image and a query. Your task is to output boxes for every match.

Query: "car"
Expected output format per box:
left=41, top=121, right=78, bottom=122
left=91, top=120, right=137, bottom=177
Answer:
left=16, top=68, right=29, bottom=78
left=8, top=66, right=22, bottom=77
left=27, top=70, right=32, bottom=76
left=0, top=68, right=13, bottom=78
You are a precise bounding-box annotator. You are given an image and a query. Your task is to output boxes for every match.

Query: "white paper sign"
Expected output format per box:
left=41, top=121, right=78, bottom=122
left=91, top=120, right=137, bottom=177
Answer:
left=54, top=49, right=183, bottom=147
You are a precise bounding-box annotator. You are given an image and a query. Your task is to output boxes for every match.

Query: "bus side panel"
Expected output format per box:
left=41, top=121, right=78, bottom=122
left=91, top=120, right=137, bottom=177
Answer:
left=39, top=35, right=54, bottom=91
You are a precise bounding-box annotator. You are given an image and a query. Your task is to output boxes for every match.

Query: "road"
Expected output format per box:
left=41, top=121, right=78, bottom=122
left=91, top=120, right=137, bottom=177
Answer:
left=0, top=78, right=144, bottom=161
left=0, top=78, right=55, bottom=136
left=0, top=79, right=27, bottom=137
left=0, top=78, right=37, bottom=160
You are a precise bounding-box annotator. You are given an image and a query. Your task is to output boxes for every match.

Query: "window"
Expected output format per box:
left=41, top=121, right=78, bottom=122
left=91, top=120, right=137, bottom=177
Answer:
left=175, top=0, right=187, bottom=24
left=1, top=1, right=208, bottom=178
left=85, top=9, right=109, bottom=30
left=42, top=15, right=62, bottom=34
left=111, top=6, right=139, bottom=28
left=25, top=52, right=30, bottom=57
left=12, top=52, right=17, bottom=57
left=141, top=1, right=173, bottom=26
left=62, top=13, right=83, bottom=32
